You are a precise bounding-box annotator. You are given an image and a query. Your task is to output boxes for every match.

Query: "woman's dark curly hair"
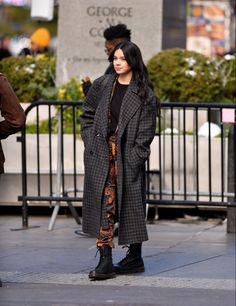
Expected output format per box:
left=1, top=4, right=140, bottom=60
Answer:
left=103, top=24, right=131, bottom=41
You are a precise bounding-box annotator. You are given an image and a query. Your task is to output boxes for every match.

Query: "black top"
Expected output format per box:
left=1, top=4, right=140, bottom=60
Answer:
left=110, top=80, right=129, bottom=133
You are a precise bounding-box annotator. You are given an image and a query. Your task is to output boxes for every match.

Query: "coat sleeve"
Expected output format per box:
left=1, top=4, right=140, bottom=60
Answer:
left=128, top=96, right=158, bottom=168
left=0, top=74, right=26, bottom=140
left=80, top=76, right=106, bottom=146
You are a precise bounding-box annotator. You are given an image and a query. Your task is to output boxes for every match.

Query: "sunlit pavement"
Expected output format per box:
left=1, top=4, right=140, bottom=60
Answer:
left=0, top=215, right=235, bottom=306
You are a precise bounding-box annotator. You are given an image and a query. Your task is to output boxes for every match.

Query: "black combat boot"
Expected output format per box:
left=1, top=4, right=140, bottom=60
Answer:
left=89, top=245, right=116, bottom=280
left=114, top=243, right=145, bottom=274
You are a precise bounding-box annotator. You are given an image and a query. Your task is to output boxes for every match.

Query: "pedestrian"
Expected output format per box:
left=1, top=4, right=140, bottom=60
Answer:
left=0, top=34, right=12, bottom=61
left=80, top=41, right=158, bottom=280
left=103, top=23, right=131, bottom=74
left=0, top=73, right=25, bottom=287
left=18, top=27, right=51, bottom=57
left=82, top=23, right=131, bottom=96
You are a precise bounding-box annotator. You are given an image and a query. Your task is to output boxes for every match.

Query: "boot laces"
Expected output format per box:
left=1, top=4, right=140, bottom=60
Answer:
left=94, top=248, right=99, bottom=258
left=119, top=245, right=132, bottom=264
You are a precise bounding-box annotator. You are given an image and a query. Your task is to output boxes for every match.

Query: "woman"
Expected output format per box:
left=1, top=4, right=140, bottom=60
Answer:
left=80, top=41, right=158, bottom=280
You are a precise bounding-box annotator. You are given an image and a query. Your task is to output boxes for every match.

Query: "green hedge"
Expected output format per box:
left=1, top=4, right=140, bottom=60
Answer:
left=0, top=56, right=85, bottom=134
left=0, top=55, right=56, bottom=102
left=147, top=48, right=235, bottom=103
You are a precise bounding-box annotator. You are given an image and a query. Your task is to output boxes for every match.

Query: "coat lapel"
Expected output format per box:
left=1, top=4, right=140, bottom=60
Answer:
left=97, top=76, right=141, bottom=140
left=118, top=81, right=141, bottom=139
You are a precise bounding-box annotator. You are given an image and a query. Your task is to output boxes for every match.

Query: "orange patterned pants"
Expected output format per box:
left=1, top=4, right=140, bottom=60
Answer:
left=96, top=134, right=117, bottom=248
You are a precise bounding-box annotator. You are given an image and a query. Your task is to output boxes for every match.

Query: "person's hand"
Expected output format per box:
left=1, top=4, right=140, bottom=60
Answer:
left=82, top=77, right=92, bottom=96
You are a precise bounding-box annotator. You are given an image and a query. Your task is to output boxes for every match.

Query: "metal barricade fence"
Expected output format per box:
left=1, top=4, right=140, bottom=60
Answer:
left=18, top=101, right=236, bottom=229
left=146, top=102, right=236, bottom=212
left=18, top=100, right=84, bottom=229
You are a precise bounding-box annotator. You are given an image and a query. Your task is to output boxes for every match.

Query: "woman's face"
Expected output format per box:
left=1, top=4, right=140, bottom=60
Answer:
left=113, top=48, right=131, bottom=76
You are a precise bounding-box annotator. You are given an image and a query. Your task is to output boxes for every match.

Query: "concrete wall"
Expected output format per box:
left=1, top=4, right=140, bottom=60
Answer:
left=150, top=136, right=229, bottom=202
left=0, top=133, right=229, bottom=206
left=0, top=134, right=85, bottom=206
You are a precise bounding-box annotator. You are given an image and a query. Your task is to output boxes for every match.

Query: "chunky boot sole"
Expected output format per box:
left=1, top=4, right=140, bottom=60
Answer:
left=89, top=270, right=116, bottom=280
left=114, top=254, right=145, bottom=275
left=115, top=265, right=145, bottom=274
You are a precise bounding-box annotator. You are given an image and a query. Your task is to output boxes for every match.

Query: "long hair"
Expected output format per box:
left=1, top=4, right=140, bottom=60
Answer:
left=109, top=41, right=153, bottom=103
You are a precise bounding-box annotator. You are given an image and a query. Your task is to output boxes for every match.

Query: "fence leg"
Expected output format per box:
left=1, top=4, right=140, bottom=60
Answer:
left=48, top=203, right=60, bottom=231
left=67, top=201, right=81, bottom=224
left=48, top=110, right=62, bottom=231
left=22, top=199, right=28, bottom=228
left=227, top=125, right=236, bottom=233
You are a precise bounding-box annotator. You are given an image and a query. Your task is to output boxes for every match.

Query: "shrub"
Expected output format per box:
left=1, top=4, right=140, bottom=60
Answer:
left=147, top=48, right=235, bottom=103
left=0, top=54, right=56, bottom=102
left=0, top=56, right=86, bottom=134
left=56, top=77, right=85, bottom=134
left=24, top=78, right=85, bottom=134
left=216, top=55, right=236, bottom=103
left=57, top=77, right=84, bottom=101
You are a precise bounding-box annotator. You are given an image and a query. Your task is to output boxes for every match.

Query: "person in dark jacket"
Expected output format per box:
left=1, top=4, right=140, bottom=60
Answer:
left=0, top=74, right=25, bottom=174
left=0, top=73, right=25, bottom=287
left=80, top=41, right=158, bottom=280
left=18, top=27, right=51, bottom=57
left=103, top=23, right=131, bottom=74
left=82, top=24, right=131, bottom=96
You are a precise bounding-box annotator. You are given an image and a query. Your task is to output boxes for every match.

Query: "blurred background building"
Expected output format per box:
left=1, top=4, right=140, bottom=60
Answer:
left=187, top=0, right=236, bottom=57
left=0, top=0, right=58, bottom=55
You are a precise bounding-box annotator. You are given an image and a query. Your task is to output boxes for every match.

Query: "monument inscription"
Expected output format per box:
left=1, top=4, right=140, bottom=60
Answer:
left=56, top=0, right=163, bottom=85
left=87, top=5, right=133, bottom=48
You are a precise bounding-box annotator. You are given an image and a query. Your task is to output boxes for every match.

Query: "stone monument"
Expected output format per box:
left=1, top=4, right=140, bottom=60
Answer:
left=56, top=0, right=163, bottom=85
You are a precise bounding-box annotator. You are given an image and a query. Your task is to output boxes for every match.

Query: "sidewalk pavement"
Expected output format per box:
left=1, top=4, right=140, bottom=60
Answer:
left=0, top=215, right=235, bottom=306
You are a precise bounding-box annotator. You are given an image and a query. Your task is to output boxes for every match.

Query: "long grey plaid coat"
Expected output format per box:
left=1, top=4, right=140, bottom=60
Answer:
left=80, top=74, right=157, bottom=245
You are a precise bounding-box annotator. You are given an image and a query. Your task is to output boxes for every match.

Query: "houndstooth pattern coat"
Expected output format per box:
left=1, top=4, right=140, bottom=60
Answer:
left=80, top=74, right=157, bottom=245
